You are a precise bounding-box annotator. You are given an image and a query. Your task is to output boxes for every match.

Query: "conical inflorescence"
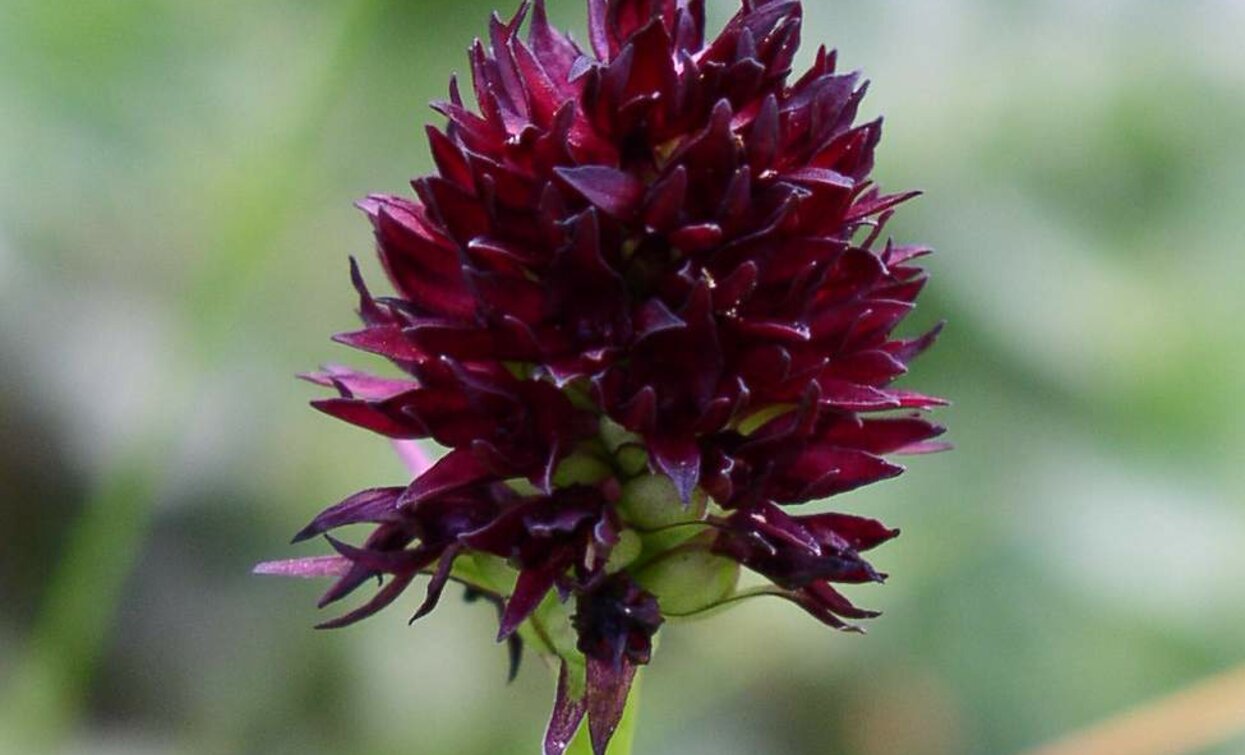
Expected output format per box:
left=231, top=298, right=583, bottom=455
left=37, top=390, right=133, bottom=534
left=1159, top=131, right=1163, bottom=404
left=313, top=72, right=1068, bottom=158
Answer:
left=285, top=2, right=946, bottom=752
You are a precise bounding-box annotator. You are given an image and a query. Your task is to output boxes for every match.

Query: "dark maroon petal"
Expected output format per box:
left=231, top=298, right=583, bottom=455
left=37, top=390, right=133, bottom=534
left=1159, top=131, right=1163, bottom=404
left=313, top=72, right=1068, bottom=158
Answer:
left=805, top=582, right=881, bottom=620
left=426, top=126, right=474, bottom=191
left=601, top=40, right=635, bottom=105
left=527, top=506, right=599, bottom=537
left=823, top=416, right=946, bottom=456
left=623, top=17, right=677, bottom=104
left=324, top=535, right=434, bottom=576
left=498, top=559, right=565, bottom=639
left=783, top=593, right=858, bottom=631
left=428, top=172, right=501, bottom=237
left=617, top=386, right=656, bottom=432
left=292, top=487, right=405, bottom=543
left=886, top=320, right=945, bottom=362
left=406, top=320, right=540, bottom=362
left=673, top=0, right=705, bottom=53
left=315, top=571, right=417, bottom=630
left=511, top=37, right=568, bottom=126
left=545, top=661, right=588, bottom=755
left=845, top=189, right=922, bottom=223
left=669, top=99, right=738, bottom=186
left=487, top=8, right=530, bottom=117
left=670, top=222, right=723, bottom=251
left=555, top=165, right=645, bottom=220
left=457, top=502, right=529, bottom=555
left=317, top=560, right=381, bottom=609
left=299, top=366, right=418, bottom=401
left=884, top=242, right=934, bottom=267
left=346, top=256, right=391, bottom=327
left=717, top=166, right=752, bottom=227
left=400, top=447, right=495, bottom=506
left=800, top=512, right=899, bottom=552
left=530, top=0, right=582, bottom=82
left=586, top=655, right=638, bottom=755
left=642, top=166, right=687, bottom=231
left=633, top=297, right=683, bottom=341
left=734, top=318, right=810, bottom=343
left=409, top=545, right=461, bottom=623
left=774, top=584, right=872, bottom=632
left=816, top=379, right=901, bottom=411
left=820, top=349, right=908, bottom=384
left=466, top=269, right=547, bottom=322
left=311, top=396, right=422, bottom=438
left=331, top=327, right=423, bottom=363
left=787, top=445, right=905, bottom=501
left=364, top=195, right=476, bottom=319
left=712, top=261, right=758, bottom=311
left=702, top=1, right=799, bottom=65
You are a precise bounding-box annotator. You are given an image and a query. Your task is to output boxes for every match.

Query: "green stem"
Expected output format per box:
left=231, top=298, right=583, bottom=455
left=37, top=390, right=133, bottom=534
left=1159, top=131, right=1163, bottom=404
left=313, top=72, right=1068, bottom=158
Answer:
left=566, top=670, right=643, bottom=755
left=0, top=1, right=385, bottom=749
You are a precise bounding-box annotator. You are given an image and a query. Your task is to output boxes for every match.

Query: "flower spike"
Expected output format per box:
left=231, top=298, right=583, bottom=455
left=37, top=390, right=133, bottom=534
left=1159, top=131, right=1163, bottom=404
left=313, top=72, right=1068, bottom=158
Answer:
left=260, top=1, right=947, bottom=752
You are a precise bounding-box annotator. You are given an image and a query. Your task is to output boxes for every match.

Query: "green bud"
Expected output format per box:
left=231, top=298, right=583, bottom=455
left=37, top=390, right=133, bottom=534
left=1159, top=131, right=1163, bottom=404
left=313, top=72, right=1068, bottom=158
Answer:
left=618, top=473, right=705, bottom=530
left=552, top=453, right=613, bottom=487
left=562, top=381, right=597, bottom=411
left=634, top=548, right=740, bottom=616
left=614, top=443, right=649, bottom=478
left=604, top=529, right=643, bottom=574
left=599, top=416, right=642, bottom=452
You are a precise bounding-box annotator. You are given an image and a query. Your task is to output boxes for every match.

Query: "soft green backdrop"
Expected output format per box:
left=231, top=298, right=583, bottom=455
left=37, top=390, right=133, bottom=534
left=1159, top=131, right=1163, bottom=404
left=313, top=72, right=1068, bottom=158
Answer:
left=2, top=1, right=1243, bottom=753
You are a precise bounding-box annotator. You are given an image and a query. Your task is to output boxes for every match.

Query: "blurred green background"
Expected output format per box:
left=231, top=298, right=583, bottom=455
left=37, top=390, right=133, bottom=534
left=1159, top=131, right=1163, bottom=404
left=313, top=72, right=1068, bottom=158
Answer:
left=2, top=1, right=1244, bottom=753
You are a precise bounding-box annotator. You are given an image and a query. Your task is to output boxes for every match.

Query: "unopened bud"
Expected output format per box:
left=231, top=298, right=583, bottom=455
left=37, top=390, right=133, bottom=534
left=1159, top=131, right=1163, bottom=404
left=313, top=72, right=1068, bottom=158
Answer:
left=605, top=529, right=643, bottom=574
left=552, top=453, right=613, bottom=488
left=600, top=416, right=642, bottom=452
left=634, top=548, right=739, bottom=615
left=614, top=443, right=649, bottom=478
left=618, top=473, right=706, bottom=530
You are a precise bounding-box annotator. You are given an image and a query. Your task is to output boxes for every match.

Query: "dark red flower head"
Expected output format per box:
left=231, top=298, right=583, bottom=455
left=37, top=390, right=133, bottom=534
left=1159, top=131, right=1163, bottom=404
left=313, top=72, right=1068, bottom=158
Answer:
left=263, top=1, right=947, bottom=752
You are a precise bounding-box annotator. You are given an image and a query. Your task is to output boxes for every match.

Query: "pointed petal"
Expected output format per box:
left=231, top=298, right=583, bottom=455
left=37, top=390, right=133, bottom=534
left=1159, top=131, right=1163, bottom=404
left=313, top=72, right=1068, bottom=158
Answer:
left=642, top=166, right=687, bottom=231
left=545, top=662, right=588, bottom=755
left=311, top=396, right=421, bottom=438
left=400, top=447, right=494, bottom=506
left=799, top=512, right=900, bottom=552
left=556, top=166, right=645, bottom=220
left=292, top=487, right=405, bottom=543
left=331, top=326, right=424, bottom=362
left=498, top=560, right=564, bottom=639
left=315, top=571, right=417, bottom=630
left=409, top=546, right=460, bottom=623
left=586, top=655, right=638, bottom=755
left=300, top=366, right=418, bottom=401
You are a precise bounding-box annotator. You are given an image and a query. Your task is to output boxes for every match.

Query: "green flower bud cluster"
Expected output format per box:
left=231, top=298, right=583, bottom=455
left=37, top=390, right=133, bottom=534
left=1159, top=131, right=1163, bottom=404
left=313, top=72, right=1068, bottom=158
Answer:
left=611, top=462, right=739, bottom=617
